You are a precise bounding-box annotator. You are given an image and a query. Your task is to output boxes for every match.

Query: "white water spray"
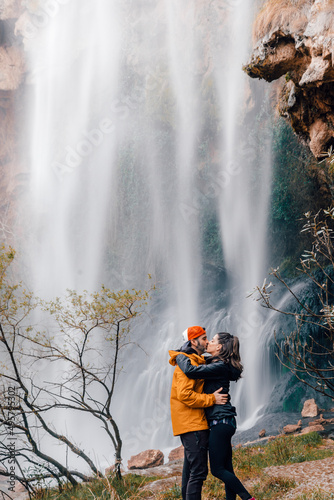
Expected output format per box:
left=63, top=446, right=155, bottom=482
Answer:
left=18, top=0, right=273, bottom=465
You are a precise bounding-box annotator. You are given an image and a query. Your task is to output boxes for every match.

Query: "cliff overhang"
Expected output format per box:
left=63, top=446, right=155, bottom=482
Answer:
left=244, top=0, right=334, bottom=158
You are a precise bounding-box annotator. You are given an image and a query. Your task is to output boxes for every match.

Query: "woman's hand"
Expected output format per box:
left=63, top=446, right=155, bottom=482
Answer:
left=213, top=388, right=228, bottom=405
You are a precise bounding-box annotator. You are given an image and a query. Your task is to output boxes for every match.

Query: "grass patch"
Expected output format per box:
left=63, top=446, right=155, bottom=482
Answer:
left=252, top=475, right=297, bottom=500
left=33, top=473, right=161, bottom=500
left=233, top=431, right=331, bottom=475
left=155, top=484, right=182, bottom=499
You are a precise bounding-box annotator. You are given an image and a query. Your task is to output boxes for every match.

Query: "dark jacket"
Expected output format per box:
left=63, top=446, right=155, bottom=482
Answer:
left=176, top=354, right=241, bottom=421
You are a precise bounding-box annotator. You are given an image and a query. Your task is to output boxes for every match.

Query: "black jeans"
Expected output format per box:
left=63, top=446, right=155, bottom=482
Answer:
left=209, top=422, right=251, bottom=500
left=180, top=429, right=209, bottom=500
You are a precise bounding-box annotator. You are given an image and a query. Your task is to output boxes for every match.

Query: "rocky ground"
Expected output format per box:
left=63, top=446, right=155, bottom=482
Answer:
left=2, top=400, right=333, bottom=499
left=135, top=450, right=334, bottom=499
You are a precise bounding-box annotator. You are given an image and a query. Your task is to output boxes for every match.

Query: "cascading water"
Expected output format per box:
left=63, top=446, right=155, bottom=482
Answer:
left=17, top=0, right=274, bottom=467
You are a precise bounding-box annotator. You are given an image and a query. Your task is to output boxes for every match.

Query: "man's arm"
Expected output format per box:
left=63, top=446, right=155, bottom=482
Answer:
left=175, top=369, right=227, bottom=408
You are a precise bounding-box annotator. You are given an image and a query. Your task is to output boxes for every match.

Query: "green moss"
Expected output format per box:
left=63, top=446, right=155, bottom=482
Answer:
left=282, top=384, right=305, bottom=412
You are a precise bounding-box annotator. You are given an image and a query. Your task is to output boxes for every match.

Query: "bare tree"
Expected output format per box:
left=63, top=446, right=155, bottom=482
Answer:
left=0, top=245, right=151, bottom=494
left=251, top=209, right=334, bottom=400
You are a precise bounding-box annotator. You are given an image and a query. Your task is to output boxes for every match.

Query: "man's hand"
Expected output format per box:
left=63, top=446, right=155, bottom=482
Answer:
left=213, top=388, right=228, bottom=405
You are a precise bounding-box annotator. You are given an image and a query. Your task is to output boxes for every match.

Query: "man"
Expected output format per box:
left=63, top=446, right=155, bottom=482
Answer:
left=169, top=325, right=227, bottom=500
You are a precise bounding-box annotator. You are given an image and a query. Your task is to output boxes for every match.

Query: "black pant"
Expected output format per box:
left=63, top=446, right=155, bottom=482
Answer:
left=209, top=423, right=251, bottom=500
left=180, top=429, right=209, bottom=500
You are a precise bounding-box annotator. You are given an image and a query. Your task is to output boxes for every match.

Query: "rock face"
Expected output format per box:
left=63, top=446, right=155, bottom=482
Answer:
left=245, top=0, right=334, bottom=158
left=0, top=0, right=22, bottom=20
left=0, top=0, right=26, bottom=238
left=302, top=398, right=319, bottom=417
left=168, top=446, right=184, bottom=462
left=127, top=449, right=164, bottom=470
left=0, top=46, right=24, bottom=89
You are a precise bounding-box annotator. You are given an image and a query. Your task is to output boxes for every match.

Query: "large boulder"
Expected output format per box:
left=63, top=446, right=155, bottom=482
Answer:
left=168, top=445, right=184, bottom=462
left=302, top=399, right=319, bottom=418
left=127, top=449, right=164, bottom=470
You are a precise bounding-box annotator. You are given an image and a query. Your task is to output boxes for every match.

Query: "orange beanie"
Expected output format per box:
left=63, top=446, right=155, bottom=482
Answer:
left=186, top=326, right=206, bottom=341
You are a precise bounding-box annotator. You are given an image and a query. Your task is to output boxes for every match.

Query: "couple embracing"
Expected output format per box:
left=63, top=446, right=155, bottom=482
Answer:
left=169, top=326, right=255, bottom=500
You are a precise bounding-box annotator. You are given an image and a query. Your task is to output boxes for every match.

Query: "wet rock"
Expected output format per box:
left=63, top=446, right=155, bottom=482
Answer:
left=302, top=399, right=319, bottom=418
left=128, top=449, right=164, bottom=470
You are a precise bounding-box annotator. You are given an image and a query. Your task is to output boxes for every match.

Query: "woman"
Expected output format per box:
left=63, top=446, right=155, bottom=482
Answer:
left=176, top=332, right=255, bottom=500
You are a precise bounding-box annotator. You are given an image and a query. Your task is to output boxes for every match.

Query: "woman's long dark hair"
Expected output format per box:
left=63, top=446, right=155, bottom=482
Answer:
left=211, top=332, right=243, bottom=377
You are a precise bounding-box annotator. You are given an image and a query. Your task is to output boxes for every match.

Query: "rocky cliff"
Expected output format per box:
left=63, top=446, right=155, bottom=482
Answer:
left=0, top=0, right=25, bottom=241
left=245, top=0, right=334, bottom=158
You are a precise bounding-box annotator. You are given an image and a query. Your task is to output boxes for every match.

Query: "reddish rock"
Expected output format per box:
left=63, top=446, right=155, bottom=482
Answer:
left=267, top=436, right=276, bottom=442
left=309, top=119, right=332, bottom=158
left=244, top=1, right=334, bottom=158
left=0, top=0, right=22, bottom=19
left=168, top=445, right=184, bottom=462
left=309, top=414, right=327, bottom=425
left=258, top=429, right=266, bottom=438
left=301, top=399, right=319, bottom=418
left=128, top=449, right=164, bottom=470
left=0, top=47, right=25, bottom=91
left=300, top=424, right=324, bottom=434
left=309, top=420, right=324, bottom=427
left=283, top=424, right=301, bottom=434
left=15, top=482, right=27, bottom=492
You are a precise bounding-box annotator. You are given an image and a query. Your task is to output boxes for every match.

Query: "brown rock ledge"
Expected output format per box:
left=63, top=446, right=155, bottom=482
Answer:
left=244, top=0, right=334, bottom=158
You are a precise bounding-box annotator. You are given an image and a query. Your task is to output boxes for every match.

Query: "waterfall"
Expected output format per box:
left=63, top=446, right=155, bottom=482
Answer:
left=17, top=0, right=273, bottom=467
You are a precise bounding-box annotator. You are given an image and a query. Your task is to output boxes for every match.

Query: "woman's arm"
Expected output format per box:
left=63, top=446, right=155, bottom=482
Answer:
left=176, top=354, right=228, bottom=379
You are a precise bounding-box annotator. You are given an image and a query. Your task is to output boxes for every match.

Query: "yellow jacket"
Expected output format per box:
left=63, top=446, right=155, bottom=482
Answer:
left=169, top=350, right=215, bottom=436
